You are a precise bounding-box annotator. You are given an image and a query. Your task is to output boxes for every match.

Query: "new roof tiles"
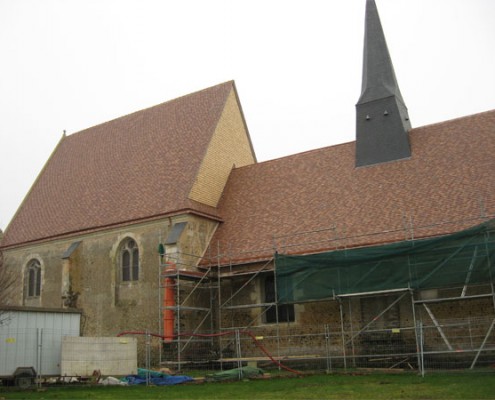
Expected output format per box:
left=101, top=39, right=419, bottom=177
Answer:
left=209, top=110, right=495, bottom=264
left=2, top=81, right=235, bottom=247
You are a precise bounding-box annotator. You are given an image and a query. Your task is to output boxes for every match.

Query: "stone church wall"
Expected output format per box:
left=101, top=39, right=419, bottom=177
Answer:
left=3, top=214, right=218, bottom=340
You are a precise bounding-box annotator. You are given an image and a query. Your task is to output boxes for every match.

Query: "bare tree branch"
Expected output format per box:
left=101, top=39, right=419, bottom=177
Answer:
left=0, top=245, right=18, bottom=325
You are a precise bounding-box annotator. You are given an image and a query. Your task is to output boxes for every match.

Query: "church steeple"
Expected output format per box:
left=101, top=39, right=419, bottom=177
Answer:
left=355, top=0, right=411, bottom=167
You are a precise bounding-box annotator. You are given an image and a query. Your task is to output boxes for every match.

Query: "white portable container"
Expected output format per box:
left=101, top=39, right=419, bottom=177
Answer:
left=0, top=306, right=81, bottom=386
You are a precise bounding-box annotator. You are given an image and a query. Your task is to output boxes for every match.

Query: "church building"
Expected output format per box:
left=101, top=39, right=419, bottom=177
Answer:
left=1, top=0, right=494, bottom=369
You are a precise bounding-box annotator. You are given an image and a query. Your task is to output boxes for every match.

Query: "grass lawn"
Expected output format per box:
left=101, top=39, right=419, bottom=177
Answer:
left=1, top=372, right=495, bottom=399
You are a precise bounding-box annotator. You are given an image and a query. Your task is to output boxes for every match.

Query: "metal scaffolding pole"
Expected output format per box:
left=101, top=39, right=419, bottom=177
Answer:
left=273, top=256, right=281, bottom=368
left=470, top=317, right=495, bottom=369
left=461, top=246, right=478, bottom=297
left=422, top=304, right=453, bottom=351
left=344, top=291, right=408, bottom=345
left=338, top=298, right=347, bottom=370
left=410, top=289, right=421, bottom=374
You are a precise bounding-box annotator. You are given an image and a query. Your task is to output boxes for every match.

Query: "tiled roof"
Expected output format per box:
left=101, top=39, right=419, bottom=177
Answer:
left=209, top=110, right=495, bottom=265
left=2, top=81, right=235, bottom=247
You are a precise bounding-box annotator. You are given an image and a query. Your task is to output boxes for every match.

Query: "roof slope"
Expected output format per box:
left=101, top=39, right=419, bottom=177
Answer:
left=2, top=81, right=237, bottom=247
left=209, top=110, right=495, bottom=264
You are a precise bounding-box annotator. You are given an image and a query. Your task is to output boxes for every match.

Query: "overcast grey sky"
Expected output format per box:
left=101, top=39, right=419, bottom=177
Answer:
left=0, top=0, right=494, bottom=231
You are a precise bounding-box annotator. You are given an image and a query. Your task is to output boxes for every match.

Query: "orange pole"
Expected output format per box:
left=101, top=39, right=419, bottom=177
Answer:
left=163, top=264, right=175, bottom=343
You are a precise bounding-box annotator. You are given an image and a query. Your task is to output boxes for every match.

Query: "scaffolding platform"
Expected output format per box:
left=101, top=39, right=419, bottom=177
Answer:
left=161, top=267, right=209, bottom=281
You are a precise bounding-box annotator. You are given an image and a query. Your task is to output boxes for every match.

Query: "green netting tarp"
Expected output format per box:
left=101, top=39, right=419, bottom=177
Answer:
left=275, top=220, right=495, bottom=303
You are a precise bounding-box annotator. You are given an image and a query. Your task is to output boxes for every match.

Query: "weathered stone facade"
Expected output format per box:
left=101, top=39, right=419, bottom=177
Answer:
left=4, top=214, right=218, bottom=338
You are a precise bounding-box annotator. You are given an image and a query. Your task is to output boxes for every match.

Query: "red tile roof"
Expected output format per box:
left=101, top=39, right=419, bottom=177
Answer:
left=2, top=82, right=236, bottom=247
left=3, top=77, right=494, bottom=266
left=208, top=110, right=495, bottom=265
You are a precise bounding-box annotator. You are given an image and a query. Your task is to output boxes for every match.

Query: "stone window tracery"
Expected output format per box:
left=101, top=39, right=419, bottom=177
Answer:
left=121, top=238, right=139, bottom=282
left=26, top=259, right=41, bottom=298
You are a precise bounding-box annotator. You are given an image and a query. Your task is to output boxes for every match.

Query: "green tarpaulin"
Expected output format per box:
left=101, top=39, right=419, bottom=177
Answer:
left=206, top=366, right=264, bottom=381
left=276, top=220, right=495, bottom=303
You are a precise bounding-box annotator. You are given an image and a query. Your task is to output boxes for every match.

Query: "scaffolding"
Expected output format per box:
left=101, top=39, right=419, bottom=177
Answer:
left=157, top=216, right=495, bottom=374
left=158, top=250, right=217, bottom=369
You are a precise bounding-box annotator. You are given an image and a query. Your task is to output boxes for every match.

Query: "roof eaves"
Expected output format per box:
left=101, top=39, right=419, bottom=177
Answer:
left=1, top=208, right=224, bottom=251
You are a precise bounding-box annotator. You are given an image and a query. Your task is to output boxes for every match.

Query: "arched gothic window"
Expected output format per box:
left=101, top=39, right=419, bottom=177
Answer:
left=26, top=259, right=41, bottom=297
left=121, top=238, right=139, bottom=281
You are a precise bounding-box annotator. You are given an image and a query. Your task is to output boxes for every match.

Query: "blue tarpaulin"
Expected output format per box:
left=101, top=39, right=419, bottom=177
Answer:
left=123, top=375, right=194, bottom=386
left=122, top=368, right=194, bottom=386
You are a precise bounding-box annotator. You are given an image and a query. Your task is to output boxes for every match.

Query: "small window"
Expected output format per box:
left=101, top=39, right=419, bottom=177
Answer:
left=264, top=274, right=294, bottom=323
left=26, top=259, right=41, bottom=298
left=121, top=238, right=139, bottom=281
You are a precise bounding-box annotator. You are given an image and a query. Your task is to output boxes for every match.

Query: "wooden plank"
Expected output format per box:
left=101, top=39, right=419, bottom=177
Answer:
left=218, top=355, right=321, bottom=362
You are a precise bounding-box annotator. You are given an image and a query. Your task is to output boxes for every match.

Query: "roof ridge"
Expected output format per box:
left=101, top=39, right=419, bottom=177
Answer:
left=410, top=108, right=495, bottom=132
left=65, top=80, right=235, bottom=138
left=233, top=141, right=354, bottom=170
left=237, top=109, right=495, bottom=170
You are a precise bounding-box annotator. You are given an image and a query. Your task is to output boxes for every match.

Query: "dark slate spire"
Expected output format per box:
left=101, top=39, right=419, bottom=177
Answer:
left=355, top=0, right=411, bottom=167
